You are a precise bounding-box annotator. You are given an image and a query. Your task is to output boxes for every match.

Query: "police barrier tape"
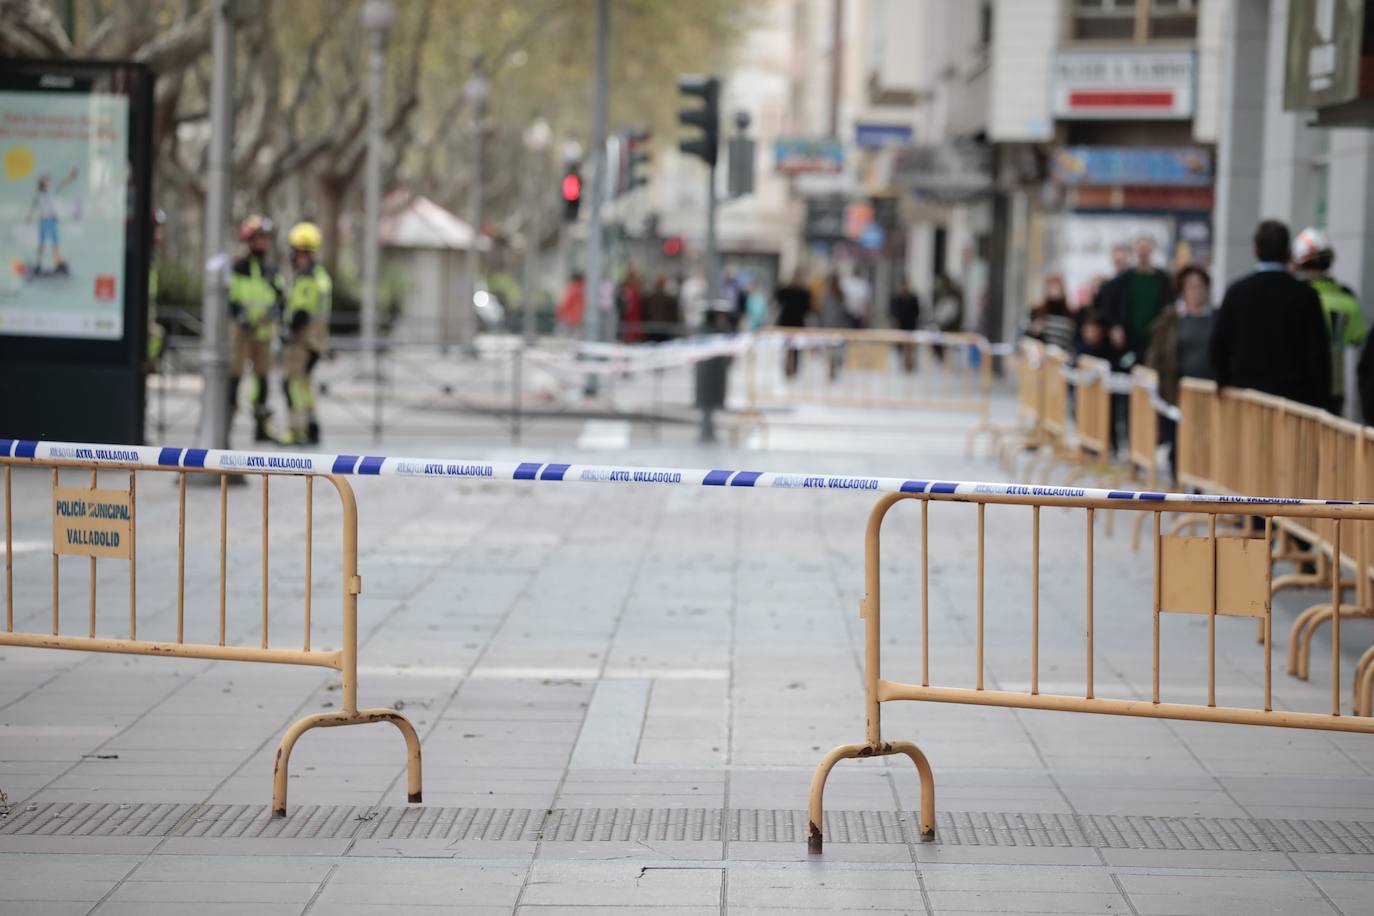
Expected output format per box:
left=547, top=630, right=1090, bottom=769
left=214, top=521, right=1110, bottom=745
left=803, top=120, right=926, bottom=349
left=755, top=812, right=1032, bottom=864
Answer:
left=0, top=449, right=423, bottom=818
left=3, top=438, right=1367, bottom=508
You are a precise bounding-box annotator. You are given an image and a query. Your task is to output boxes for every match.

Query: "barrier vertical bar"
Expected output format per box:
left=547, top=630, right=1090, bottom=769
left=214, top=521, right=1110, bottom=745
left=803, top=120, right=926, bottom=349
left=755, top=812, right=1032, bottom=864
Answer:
left=1263, top=516, right=1272, bottom=712
left=177, top=472, right=186, bottom=643
left=51, top=468, right=58, bottom=635
left=261, top=474, right=269, bottom=649
left=304, top=476, right=313, bottom=652
left=921, top=498, right=929, bottom=687
left=88, top=468, right=96, bottom=638
left=1032, top=505, right=1040, bottom=696
left=976, top=502, right=985, bottom=691
left=1333, top=518, right=1342, bottom=716
left=128, top=470, right=136, bottom=641
left=1153, top=510, right=1161, bottom=704
left=4, top=464, right=10, bottom=632
left=1086, top=508, right=1095, bottom=700
left=219, top=474, right=227, bottom=647
left=1208, top=513, right=1217, bottom=707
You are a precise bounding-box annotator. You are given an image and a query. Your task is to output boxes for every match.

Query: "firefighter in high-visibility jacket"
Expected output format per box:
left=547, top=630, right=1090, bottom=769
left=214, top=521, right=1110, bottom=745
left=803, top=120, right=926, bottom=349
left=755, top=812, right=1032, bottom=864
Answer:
left=228, top=215, right=285, bottom=442
left=282, top=222, right=331, bottom=445
left=1294, top=227, right=1366, bottom=415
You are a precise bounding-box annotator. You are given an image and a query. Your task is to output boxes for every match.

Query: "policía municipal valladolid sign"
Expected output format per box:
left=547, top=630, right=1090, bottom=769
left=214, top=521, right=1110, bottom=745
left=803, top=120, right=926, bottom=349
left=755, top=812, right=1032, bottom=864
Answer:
left=52, top=485, right=132, bottom=559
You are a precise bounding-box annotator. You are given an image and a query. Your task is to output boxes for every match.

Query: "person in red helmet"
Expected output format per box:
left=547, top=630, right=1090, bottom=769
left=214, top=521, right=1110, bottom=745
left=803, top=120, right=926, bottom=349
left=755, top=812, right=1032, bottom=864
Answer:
left=228, top=215, right=285, bottom=442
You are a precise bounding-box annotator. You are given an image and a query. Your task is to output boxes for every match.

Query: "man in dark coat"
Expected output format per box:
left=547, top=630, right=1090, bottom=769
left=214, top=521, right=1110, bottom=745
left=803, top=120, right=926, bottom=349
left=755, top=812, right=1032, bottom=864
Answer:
left=1102, top=235, right=1173, bottom=369
left=1210, top=220, right=1331, bottom=409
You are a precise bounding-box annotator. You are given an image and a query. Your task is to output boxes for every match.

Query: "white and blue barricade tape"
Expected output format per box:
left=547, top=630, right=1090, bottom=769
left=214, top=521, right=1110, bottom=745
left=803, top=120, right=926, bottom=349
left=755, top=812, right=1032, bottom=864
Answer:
left=1, top=438, right=1367, bottom=509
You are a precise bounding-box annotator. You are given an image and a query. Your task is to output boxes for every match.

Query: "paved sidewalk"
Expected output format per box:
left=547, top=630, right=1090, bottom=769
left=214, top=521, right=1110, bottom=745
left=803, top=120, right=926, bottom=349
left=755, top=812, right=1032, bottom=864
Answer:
left=3, top=395, right=1374, bottom=914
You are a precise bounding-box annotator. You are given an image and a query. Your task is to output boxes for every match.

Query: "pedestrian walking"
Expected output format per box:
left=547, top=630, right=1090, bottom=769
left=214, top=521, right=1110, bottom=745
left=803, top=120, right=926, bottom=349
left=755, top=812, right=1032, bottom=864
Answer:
left=1027, top=274, right=1076, bottom=355
left=228, top=215, right=285, bottom=443
left=889, top=278, right=921, bottom=372
left=931, top=273, right=963, bottom=362
left=820, top=272, right=848, bottom=380
left=641, top=275, right=680, bottom=343
left=1146, top=264, right=1215, bottom=478
left=556, top=272, right=586, bottom=335
left=281, top=222, right=331, bottom=445
left=1103, top=235, right=1173, bottom=369
left=1209, top=220, right=1331, bottom=409
left=774, top=272, right=812, bottom=378
left=743, top=276, right=769, bottom=332
left=840, top=266, right=871, bottom=328
left=1293, top=227, right=1365, bottom=415
left=618, top=268, right=643, bottom=343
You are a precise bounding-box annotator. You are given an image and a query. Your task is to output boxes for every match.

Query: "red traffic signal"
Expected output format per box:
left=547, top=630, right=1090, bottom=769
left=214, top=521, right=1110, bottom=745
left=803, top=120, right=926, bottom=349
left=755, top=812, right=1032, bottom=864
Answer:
left=662, top=236, right=683, bottom=257
left=562, top=172, right=582, bottom=202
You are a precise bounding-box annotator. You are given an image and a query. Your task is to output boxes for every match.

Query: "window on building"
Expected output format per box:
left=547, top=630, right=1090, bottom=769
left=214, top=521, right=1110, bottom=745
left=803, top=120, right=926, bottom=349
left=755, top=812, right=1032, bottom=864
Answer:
left=1071, top=0, right=1196, bottom=42
left=1148, top=0, right=1198, bottom=39
left=1072, top=0, right=1137, bottom=41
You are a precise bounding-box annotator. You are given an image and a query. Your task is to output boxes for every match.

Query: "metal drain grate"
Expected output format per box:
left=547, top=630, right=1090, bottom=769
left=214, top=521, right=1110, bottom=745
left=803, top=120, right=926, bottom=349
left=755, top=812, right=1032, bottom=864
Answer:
left=4, top=803, right=1374, bottom=853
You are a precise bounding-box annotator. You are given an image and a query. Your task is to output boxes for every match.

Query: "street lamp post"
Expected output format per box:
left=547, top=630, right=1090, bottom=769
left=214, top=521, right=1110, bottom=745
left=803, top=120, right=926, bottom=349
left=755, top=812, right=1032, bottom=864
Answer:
left=464, top=65, right=491, bottom=355
left=360, top=0, right=394, bottom=441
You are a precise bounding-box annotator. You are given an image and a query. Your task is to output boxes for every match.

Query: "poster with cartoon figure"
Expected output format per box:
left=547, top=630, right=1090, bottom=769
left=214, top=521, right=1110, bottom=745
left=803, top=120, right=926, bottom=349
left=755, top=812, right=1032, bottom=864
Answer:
left=0, top=90, right=129, bottom=340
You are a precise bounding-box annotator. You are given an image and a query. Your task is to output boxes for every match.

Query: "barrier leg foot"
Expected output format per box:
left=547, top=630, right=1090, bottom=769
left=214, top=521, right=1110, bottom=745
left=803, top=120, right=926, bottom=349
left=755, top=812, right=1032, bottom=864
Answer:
left=271, top=708, right=423, bottom=818
left=1289, top=604, right=1331, bottom=680
left=888, top=740, right=936, bottom=841
left=807, top=740, right=936, bottom=853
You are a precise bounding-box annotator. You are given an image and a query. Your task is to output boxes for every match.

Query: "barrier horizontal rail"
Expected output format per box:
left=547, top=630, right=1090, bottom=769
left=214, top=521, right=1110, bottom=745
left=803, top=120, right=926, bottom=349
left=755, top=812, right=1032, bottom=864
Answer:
left=0, top=453, right=422, bottom=817
left=4, top=438, right=1367, bottom=511
left=807, top=488, right=1374, bottom=854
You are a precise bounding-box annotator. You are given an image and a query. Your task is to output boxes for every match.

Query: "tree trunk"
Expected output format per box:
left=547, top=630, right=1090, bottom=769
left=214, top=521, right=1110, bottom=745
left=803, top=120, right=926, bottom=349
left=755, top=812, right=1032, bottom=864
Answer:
left=318, top=175, right=345, bottom=278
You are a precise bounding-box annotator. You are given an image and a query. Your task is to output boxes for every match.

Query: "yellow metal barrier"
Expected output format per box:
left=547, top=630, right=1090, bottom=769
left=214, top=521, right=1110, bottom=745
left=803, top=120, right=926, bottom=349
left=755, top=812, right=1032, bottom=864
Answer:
left=807, top=488, right=1374, bottom=854
left=0, top=456, right=422, bottom=817
left=996, top=340, right=1046, bottom=474
left=745, top=328, right=995, bottom=455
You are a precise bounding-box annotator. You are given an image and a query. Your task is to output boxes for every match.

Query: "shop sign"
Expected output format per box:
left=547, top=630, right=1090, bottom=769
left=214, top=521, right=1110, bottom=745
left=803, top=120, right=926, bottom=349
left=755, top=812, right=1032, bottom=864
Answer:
left=1051, top=49, right=1196, bottom=119
left=855, top=122, right=914, bottom=148
left=1053, top=147, right=1212, bottom=186
left=775, top=138, right=845, bottom=174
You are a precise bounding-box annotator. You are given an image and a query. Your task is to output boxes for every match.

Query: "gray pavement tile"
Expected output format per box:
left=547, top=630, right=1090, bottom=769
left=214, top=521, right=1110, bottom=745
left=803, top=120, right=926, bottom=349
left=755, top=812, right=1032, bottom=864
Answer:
left=0, top=905, right=94, bottom=916
left=155, top=837, right=352, bottom=856
left=925, top=890, right=1129, bottom=913
left=912, top=845, right=1102, bottom=867
left=345, top=838, right=538, bottom=859
left=533, top=840, right=724, bottom=861
left=0, top=880, right=117, bottom=903
left=1098, top=849, right=1295, bottom=870
left=916, top=868, right=1120, bottom=893
left=106, top=881, right=321, bottom=904
left=315, top=880, right=520, bottom=907
left=726, top=841, right=914, bottom=863
left=516, top=908, right=718, bottom=915
left=0, top=837, right=163, bottom=855
left=91, top=905, right=305, bottom=916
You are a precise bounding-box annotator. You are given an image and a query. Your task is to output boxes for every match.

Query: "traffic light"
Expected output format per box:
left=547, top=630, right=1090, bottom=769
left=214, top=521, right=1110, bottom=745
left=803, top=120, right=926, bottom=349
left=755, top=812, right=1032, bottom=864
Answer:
left=623, top=129, right=651, bottom=193
left=677, top=75, right=720, bottom=168
left=561, top=164, right=582, bottom=222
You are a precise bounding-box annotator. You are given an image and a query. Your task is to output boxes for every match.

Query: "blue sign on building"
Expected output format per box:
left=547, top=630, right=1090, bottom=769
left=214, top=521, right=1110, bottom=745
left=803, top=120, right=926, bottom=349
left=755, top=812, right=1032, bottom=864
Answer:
left=1053, top=147, right=1213, bottom=186
left=855, top=122, right=914, bottom=148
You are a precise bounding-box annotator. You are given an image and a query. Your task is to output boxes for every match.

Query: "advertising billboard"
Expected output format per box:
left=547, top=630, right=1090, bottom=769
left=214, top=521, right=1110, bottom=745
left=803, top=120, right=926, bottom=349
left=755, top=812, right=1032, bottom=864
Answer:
left=0, top=60, right=153, bottom=444
left=1, top=90, right=130, bottom=339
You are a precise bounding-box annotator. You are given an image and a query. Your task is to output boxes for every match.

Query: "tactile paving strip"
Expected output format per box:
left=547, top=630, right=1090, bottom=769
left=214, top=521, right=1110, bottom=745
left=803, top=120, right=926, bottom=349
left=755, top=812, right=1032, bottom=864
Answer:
left=4, top=803, right=1374, bottom=852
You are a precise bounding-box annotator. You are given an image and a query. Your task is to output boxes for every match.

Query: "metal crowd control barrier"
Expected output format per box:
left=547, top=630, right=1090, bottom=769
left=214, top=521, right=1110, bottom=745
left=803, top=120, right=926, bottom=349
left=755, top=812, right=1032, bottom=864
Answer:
left=11, top=438, right=1374, bottom=845
left=808, top=484, right=1374, bottom=854
left=744, top=328, right=995, bottom=455
left=0, top=446, right=422, bottom=817
left=1175, top=380, right=1374, bottom=710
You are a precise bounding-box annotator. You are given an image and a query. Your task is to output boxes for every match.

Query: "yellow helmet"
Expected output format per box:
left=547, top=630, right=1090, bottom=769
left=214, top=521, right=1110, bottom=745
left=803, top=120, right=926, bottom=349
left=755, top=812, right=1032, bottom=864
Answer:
left=287, top=221, right=322, bottom=252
